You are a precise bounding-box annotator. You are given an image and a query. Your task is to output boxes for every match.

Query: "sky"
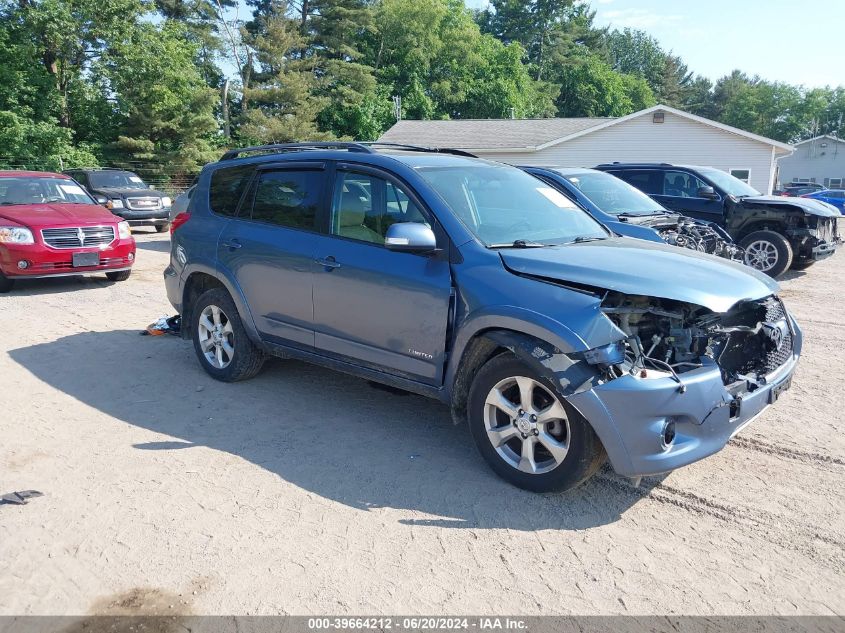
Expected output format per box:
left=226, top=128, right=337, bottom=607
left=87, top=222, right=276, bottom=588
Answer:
left=468, top=0, right=845, bottom=89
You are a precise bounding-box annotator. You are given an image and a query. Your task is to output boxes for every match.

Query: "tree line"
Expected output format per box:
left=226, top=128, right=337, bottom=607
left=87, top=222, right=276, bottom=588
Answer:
left=2, top=0, right=844, bottom=180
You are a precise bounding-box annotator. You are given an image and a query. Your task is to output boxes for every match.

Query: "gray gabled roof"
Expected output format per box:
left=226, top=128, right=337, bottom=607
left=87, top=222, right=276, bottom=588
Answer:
left=377, top=105, right=794, bottom=154
left=793, top=135, right=844, bottom=146
left=378, top=117, right=609, bottom=150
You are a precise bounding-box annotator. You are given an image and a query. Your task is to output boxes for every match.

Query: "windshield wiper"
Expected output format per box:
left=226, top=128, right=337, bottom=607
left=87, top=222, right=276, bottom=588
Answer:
left=617, top=211, right=666, bottom=217
left=568, top=236, right=608, bottom=244
left=488, top=239, right=548, bottom=249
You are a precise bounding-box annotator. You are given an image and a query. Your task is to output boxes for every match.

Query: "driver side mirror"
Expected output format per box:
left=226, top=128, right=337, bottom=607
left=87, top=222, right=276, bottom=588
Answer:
left=94, top=195, right=109, bottom=205
left=384, top=222, right=438, bottom=254
left=697, top=186, right=719, bottom=200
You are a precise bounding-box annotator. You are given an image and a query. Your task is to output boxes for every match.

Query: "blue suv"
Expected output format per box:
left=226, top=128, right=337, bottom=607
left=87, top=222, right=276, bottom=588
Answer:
left=165, top=143, right=801, bottom=492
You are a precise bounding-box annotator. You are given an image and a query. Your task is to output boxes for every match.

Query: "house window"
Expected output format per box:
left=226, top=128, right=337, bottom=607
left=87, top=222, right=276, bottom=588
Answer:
left=730, top=169, right=751, bottom=183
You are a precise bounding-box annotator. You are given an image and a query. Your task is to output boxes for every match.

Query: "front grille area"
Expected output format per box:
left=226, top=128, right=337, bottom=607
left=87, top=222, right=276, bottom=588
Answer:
left=41, top=226, right=116, bottom=249
left=33, top=256, right=131, bottom=271
left=126, top=196, right=162, bottom=211
left=764, top=298, right=794, bottom=374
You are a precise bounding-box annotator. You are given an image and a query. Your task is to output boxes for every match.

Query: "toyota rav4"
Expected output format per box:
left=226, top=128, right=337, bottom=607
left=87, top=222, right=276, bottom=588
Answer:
left=165, top=143, right=801, bottom=492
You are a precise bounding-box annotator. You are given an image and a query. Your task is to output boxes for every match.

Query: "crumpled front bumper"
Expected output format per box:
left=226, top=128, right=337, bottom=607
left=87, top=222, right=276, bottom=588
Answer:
left=566, top=314, right=802, bottom=478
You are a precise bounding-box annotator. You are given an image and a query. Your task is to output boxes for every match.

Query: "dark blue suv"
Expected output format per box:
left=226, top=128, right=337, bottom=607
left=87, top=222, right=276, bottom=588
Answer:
left=165, top=143, right=801, bottom=492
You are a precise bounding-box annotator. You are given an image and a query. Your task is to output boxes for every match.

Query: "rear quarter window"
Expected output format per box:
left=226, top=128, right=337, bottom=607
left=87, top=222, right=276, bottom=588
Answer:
left=209, top=165, right=254, bottom=217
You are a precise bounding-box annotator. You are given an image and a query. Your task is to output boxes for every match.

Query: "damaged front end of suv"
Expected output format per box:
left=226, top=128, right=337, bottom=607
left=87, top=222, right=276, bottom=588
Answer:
left=653, top=216, right=745, bottom=262
left=495, top=240, right=801, bottom=480
left=566, top=290, right=801, bottom=478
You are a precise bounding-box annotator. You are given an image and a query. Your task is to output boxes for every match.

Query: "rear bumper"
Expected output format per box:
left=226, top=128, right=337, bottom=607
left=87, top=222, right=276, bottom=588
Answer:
left=0, top=238, right=136, bottom=278
left=566, top=314, right=802, bottom=478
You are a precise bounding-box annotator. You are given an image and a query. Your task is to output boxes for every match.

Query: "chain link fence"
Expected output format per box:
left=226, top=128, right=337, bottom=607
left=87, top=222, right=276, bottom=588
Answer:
left=0, top=158, right=196, bottom=196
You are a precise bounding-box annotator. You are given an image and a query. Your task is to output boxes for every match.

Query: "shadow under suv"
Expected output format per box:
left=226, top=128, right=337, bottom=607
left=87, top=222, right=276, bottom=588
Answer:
left=165, top=143, right=801, bottom=492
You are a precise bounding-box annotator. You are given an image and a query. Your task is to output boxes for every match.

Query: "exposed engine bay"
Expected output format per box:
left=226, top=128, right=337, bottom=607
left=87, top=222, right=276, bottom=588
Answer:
left=600, top=292, right=793, bottom=390
left=656, top=217, right=746, bottom=261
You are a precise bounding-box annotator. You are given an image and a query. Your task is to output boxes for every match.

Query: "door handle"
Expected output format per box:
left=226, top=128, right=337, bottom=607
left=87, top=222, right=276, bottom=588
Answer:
left=315, top=256, right=341, bottom=270
left=221, top=239, right=242, bottom=250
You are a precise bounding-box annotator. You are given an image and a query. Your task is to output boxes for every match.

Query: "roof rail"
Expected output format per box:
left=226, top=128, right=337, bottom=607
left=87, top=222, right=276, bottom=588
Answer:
left=361, top=142, right=477, bottom=158
left=220, top=142, right=374, bottom=161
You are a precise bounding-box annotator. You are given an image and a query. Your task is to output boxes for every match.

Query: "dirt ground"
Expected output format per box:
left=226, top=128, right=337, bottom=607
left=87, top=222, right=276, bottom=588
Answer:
left=1, top=229, right=843, bottom=617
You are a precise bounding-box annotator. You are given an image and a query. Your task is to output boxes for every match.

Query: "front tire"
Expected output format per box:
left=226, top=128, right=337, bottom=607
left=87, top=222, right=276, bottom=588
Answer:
left=191, top=287, right=265, bottom=382
left=467, top=354, right=605, bottom=492
left=740, top=230, right=793, bottom=277
left=155, top=223, right=169, bottom=233
left=0, top=271, right=13, bottom=293
left=106, top=269, right=131, bottom=282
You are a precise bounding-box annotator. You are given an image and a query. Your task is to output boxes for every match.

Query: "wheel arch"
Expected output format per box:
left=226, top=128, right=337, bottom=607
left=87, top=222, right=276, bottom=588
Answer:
left=448, top=328, right=599, bottom=428
left=182, top=266, right=262, bottom=345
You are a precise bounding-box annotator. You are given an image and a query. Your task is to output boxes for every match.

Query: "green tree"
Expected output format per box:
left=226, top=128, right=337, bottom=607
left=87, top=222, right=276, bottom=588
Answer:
left=238, top=5, right=331, bottom=143
left=556, top=52, right=653, bottom=117
left=96, top=21, right=221, bottom=171
left=370, top=0, right=555, bottom=123
left=4, top=0, right=145, bottom=129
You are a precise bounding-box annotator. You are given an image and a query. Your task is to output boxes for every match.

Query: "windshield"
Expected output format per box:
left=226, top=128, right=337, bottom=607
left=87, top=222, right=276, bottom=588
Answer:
left=88, top=171, right=148, bottom=189
left=697, top=167, right=760, bottom=197
left=563, top=171, right=666, bottom=216
left=0, top=176, right=95, bottom=205
left=416, top=163, right=608, bottom=246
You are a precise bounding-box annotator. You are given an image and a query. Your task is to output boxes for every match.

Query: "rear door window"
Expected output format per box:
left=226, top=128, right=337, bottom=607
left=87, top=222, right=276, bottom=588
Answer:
left=249, top=170, right=323, bottom=230
left=209, top=165, right=255, bottom=217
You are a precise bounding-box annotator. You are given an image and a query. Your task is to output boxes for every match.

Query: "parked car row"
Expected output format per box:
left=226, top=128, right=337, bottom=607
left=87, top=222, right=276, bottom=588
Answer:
left=161, top=142, right=806, bottom=492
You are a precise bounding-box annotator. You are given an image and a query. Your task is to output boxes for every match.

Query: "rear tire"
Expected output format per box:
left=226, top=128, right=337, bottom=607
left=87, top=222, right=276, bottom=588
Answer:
left=467, top=353, right=605, bottom=492
left=191, top=287, right=265, bottom=382
left=0, top=272, right=13, bottom=293
left=740, top=230, right=793, bottom=277
left=106, top=270, right=132, bottom=282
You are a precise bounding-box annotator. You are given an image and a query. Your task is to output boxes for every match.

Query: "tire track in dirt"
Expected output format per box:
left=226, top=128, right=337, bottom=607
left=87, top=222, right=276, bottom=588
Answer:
left=729, top=436, right=845, bottom=467
left=595, top=474, right=845, bottom=572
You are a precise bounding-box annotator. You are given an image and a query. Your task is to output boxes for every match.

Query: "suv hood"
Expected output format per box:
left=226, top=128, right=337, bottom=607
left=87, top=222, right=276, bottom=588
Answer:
left=95, top=186, right=167, bottom=198
left=742, top=195, right=840, bottom=217
left=499, top=238, right=778, bottom=313
left=0, top=203, right=119, bottom=228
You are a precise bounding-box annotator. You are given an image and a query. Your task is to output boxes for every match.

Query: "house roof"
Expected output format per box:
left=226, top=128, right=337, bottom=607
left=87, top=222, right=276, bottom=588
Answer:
left=378, top=104, right=794, bottom=154
left=793, top=134, right=844, bottom=146
left=377, top=117, right=609, bottom=150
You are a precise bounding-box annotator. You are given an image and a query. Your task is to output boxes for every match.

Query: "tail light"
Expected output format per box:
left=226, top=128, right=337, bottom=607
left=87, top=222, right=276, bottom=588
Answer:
left=170, top=212, right=191, bottom=233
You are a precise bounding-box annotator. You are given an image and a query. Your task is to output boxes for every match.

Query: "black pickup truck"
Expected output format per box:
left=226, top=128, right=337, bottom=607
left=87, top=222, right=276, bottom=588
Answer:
left=595, top=163, right=840, bottom=277
left=64, top=168, right=172, bottom=232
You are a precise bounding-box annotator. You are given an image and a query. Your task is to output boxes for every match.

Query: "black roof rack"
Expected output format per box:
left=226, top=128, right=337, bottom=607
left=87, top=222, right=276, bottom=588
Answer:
left=219, top=141, right=478, bottom=161
left=360, top=142, right=477, bottom=158
left=220, top=142, right=375, bottom=161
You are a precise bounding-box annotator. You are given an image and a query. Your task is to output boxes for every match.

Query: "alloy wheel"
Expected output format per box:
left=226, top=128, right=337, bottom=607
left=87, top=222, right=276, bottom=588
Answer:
left=745, top=239, right=780, bottom=272
left=483, top=376, right=570, bottom=475
left=198, top=304, right=235, bottom=369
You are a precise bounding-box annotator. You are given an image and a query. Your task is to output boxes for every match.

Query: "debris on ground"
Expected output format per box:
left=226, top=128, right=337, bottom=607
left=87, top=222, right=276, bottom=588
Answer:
left=1, top=490, right=43, bottom=506
left=141, top=315, right=181, bottom=337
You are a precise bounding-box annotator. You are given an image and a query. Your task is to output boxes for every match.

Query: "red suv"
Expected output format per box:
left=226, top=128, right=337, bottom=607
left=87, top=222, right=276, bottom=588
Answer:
left=0, top=171, right=136, bottom=292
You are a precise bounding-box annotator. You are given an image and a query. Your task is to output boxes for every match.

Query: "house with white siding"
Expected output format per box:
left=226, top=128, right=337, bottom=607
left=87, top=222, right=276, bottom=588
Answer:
left=776, top=135, right=845, bottom=189
left=378, top=104, right=793, bottom=194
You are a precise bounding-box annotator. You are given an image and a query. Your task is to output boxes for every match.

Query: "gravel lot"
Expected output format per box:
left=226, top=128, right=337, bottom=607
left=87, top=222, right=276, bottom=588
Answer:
left=1, top=230, right=843, bottom=616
